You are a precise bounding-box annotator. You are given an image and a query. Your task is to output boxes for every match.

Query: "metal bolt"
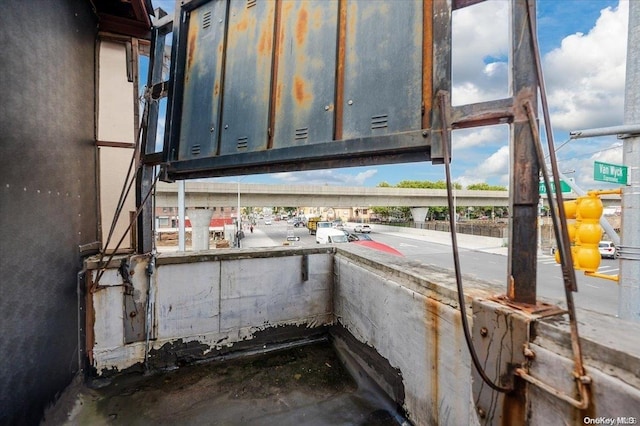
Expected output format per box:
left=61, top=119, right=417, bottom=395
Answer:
left=422, top=130, right=429, bottom=137
left=210, top=127, right=215, bottom=132
left=480, top=327, right=488, bottom=337
left=477, top=407, right=486, bottom=418
left=225, top=124, right=229, bottom=129
left=347, top=100, right=353, bottom=105
left=324, top=105, right=329, bottom=111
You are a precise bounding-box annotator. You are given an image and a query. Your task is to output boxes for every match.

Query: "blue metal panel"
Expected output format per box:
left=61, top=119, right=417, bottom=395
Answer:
left=342, top=0, right=423, bottom=139
left=178, top=1, right=227, bottom=160
left=219, top=0, right=275, bottom=155
left=162, top=0, right=439, bottom=180
left=272, top=0, right=339, bottom=148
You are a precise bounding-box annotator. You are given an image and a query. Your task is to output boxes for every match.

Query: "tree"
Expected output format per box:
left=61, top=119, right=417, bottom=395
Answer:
left=396, top=180, right=462, bottom=190
left=465, top=183, right=507, bottom=219
left=372, top=180, right=462, bottom=222
left=466, top=183, right=507, bottom=191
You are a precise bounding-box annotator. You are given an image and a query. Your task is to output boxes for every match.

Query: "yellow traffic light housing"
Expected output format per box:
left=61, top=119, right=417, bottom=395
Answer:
left=555, top=194, right=603, bottom=273
left=575, top=195, right=603, bottom=273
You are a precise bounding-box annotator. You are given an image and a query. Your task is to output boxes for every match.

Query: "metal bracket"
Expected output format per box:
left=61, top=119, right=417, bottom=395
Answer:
left=472, top=298, right=532, bottom=425
left=473, top=295, right=591, bottom=423
left=430, top=90, right=451, bottom=164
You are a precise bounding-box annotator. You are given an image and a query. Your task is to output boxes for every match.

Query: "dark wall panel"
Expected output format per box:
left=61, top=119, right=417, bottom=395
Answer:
left=0, top=1, right=97, bottom=424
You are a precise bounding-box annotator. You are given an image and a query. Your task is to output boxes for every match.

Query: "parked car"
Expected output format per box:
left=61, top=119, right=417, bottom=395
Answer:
left=598, top=241, right=617, bottom=259
left=354, top=224, right=371, bottom=233
left=345, top=232, right=372, bottom=242
left=316, top=227, right=349, bottom=244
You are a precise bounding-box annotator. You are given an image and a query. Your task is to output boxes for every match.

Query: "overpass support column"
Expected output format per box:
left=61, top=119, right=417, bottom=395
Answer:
left=410, top=207, right=429, bottom=223
left=187, top=208, right=213, bottom=251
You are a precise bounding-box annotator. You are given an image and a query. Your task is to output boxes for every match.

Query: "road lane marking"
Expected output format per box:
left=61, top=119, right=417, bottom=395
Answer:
left=399, top=243, right=418, bottom=248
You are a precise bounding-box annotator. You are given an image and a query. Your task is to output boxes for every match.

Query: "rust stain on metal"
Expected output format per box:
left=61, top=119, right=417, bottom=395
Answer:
left=512, top=87, right=536, bottom=123
left=425, top=297, right=440, bottom=421
left=236, top=17, right=248, bottom=32
left=258, top=26, right=272, bottom=56
left=422, top=0, right=433, bottom=129
left=452, top=111, right=514, bottom=129
left=268, top=0, right=283, bottom=150
left=295, top=5, right=308, bottom=46
left=214, top=81, right=220, bottom=96
left=334, top=0, right=347, bottom=141
left=488, top=294, right=566, bottom=317
left=293, top=76, right=313, bottom=106
left=275, top=83, right=283, bottom=110
left=86, top=274, right=96, bottom=366
left=186, top=23, right=199, bottom=79
left=501, top=376, right=527, bottom=426
left=312, top=7, right=323, bottom=30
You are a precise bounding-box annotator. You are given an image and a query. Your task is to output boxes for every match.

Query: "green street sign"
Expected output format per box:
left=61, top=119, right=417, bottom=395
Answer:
left=594, top=161, right=628, bottom=184
left=539, top=180, right=571, bottom=194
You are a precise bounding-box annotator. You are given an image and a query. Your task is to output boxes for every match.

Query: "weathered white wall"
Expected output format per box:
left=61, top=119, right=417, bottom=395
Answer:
left=334, top=250, right=477, bottom=426
left=86, top=246, right=640, bottom=425
left=97, top=39, right=136, bottom=251
left=88, top=250, right=334, bottom=373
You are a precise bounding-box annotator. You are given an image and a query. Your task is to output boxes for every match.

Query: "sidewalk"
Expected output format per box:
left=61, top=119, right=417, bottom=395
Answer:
left=240, top=228, right=278, bottom=248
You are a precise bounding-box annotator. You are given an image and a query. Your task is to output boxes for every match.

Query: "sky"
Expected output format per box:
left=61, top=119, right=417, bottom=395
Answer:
left=152, top=0, right=629, bottom=190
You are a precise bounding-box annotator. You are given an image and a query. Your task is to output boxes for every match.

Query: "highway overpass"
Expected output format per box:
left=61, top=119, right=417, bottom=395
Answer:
left=154, top=182, right=620, bottom=208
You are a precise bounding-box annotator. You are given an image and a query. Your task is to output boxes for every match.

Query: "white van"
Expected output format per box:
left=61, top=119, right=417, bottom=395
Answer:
left=316, top=227, right=348, bottom=244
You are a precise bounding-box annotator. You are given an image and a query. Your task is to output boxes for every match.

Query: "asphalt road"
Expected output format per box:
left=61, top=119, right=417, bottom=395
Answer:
left=249, top=220, right=620, bottom=317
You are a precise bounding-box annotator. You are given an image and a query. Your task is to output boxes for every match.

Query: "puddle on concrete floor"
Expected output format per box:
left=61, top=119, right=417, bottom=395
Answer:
left=51, top=341, right=404, bottom=426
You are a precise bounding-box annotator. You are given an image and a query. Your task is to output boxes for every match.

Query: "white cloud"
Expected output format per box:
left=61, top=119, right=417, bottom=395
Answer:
left=452, top=126, right=508, bottom=150
left=544, top=2, right=628, bottom=131
left=273, top=169, right=378, bottom=186
left=457, top=145, right=510, bottom=187
left=451, top=0, right=509, bottom=105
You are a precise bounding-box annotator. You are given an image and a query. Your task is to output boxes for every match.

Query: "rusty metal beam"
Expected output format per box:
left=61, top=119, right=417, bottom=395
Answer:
left=450, top=98, right=514, bottom=129
left=430, top=0, right=452, bottom=164
left=422, top=0, right=434, bottom=130
left=334, top=0, right=347, bottom=141
left=452, top=0, right=486, bottom=10
left=267, top=0, right=283, bottom=150
left=507, top=0, right=539, bottom=305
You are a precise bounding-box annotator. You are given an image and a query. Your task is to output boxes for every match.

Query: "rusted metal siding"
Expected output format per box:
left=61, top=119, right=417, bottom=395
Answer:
left=163, top=0, right=437, bottom=179
left=271, top=0, right=339, bottom=148
left=220, top=0, right=276, bottom=155
left=341, top=0, right=423, bottom=139
left=179, top=1, right=227, bottom=160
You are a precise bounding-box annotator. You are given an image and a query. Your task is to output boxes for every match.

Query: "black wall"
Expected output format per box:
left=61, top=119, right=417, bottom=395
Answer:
left=0, top=1, right=98, bottom=424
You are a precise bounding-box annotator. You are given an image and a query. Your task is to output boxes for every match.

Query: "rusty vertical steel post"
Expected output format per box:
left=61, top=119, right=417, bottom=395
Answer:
left=507, top=0, right=539, bottom=304
left=138, top=22, right=170, bottom=254
left=430, top=0, right=452, bottom=165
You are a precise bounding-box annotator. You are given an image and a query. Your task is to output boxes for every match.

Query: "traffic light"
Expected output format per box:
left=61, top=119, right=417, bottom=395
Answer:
left=555, top=193, right=603, bottom=273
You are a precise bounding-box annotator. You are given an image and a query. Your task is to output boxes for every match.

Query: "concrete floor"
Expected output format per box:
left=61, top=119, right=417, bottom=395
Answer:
left=46, top=342, right=405, bottom=426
